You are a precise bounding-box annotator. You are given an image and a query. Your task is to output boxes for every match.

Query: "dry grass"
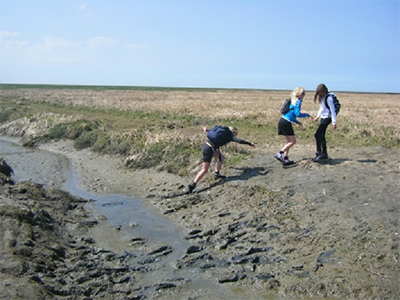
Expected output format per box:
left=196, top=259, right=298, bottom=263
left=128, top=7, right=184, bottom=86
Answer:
left=1, top=88, right=398, bottom=129
left=0, top=86, right=399, bottom=175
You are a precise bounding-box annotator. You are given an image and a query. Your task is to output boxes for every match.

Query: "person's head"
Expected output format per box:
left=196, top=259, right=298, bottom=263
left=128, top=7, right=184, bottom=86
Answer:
left=314, top=83, right=329, bottom=103
left=291, top=87, right=306, bottom=103
left=229, top=126, right=238, bottom=136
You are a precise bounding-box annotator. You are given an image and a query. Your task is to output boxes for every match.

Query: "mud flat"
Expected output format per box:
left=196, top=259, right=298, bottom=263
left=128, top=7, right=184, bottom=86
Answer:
left=0, top=138, right=245, bottom=299
left=1, top=136, right=400, bottom=299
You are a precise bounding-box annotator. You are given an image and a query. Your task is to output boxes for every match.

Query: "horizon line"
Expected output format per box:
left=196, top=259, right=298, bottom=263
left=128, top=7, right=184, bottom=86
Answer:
left=0, top=82, right=399, bottom=95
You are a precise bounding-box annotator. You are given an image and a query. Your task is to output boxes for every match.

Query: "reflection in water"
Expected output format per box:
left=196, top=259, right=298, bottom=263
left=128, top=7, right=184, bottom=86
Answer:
left=0, top=137, right=279, bottom=299
left=0, top=137, right=189, bottom=258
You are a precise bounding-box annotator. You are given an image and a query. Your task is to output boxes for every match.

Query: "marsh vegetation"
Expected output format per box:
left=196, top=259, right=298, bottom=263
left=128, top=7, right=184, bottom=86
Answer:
left=1, top=85, right=399, bottom=299
left=1, top=84, right=398, bottom=176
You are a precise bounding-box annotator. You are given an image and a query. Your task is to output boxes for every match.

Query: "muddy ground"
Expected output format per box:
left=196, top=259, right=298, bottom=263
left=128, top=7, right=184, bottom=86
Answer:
left=1, top=137, right=399, bottom=299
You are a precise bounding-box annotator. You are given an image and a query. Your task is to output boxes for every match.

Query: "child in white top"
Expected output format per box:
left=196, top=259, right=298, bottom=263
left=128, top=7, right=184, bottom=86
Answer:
left=313, top=84, right=338, bottom=161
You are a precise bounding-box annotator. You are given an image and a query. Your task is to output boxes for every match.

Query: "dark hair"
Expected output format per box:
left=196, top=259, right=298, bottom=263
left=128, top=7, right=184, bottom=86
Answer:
left=314, top=83, right=329, bottom=104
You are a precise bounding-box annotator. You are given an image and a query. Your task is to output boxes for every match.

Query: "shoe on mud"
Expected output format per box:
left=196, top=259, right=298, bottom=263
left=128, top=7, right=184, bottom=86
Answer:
left=313, top=153, right=328, bottom=162
left=188, top=182, right=196, bottom=193
left=214, top=173, right=226, bottom=180
left=319, top=153, right=328, bottom=159
left=282, top=159, right=295, bottom=166
left=274, top=152, right=284, bottom=162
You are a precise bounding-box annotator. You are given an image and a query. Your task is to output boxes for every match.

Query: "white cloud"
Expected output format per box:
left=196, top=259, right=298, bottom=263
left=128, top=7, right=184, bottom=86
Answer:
left=126, top=43, right=149, bottom=50
left=87, top=36, right=117, bottom=49
left=76, top=3, right=94, bottom=16
left=0, top=31, right=20, bottom=38
left=43, top=36, right=77, bottom=49
left=0, top=40, right=30, bottom=49
left=0, top=31, right=29, bottom=49
left=0, top=33, right=88, bottom=67
left=76, top=4, right=87, bottom=11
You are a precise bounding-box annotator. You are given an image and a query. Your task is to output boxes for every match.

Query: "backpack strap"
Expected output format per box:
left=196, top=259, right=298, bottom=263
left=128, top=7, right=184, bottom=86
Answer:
left=324, top=93, right=332, bottom=111
left=206, top=141, right=222, bottom=161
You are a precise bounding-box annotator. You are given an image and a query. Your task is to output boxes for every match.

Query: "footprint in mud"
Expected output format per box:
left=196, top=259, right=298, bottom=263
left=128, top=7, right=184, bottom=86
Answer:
left=315, top=248, right=341, bottom=271
left=357, top=159, right=378, bottom=163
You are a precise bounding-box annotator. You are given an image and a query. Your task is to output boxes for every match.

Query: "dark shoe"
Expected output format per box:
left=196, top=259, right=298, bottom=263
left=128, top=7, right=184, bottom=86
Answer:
left=188, top=182, right=196, bottom=193
left=319, top=153, right=328, bottom=159
left=313, top=153, right=328, bottom=162
left=214, top=173, right=226, bottom=180
left=282, top=159, right=295, bottom=166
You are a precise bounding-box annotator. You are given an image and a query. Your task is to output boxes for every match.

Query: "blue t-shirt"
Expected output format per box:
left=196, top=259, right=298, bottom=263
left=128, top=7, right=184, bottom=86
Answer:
left=282, top=99, right=310, bottom=124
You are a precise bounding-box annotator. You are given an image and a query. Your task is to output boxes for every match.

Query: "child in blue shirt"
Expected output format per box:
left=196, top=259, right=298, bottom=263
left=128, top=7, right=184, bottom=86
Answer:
left=275, top=87, right=312, bottom=165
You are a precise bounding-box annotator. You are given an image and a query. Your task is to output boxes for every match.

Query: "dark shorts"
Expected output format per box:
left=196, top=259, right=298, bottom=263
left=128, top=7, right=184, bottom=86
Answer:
left=278, top=118, right=294, bottom=136
left=202, top=144, right=215, bottom=163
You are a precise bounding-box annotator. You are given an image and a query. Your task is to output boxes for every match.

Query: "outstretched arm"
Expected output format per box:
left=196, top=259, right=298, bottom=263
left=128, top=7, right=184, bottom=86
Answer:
left=232, top=137, right=256, bottom=148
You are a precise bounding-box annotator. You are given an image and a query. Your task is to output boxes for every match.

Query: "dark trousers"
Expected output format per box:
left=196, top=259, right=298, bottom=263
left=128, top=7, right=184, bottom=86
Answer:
left=314, top=118, right=331, bottom=154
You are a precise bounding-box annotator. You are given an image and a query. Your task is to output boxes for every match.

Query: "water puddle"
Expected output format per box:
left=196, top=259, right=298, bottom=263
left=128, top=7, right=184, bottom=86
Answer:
left=0, top=137, right=191, bottom=256
left=0, top=137, right=244, bottom=299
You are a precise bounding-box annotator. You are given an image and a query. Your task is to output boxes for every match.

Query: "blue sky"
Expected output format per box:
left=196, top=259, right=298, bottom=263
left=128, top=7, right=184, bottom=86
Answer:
left=0, top=0, right=399, bottom=93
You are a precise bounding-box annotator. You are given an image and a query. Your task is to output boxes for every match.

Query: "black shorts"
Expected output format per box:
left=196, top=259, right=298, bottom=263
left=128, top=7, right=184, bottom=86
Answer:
left=278, top=118, right=294, bottom=136
left=202, top=144, right=215, bottom=163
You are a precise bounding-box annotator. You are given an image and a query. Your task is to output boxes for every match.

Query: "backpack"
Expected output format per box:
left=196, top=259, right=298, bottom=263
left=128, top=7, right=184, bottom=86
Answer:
left=207, top=126, right=233, bottom=148
left=325, top=93, right=341, bottom=115
left=280, top=99, right=292, bottom=114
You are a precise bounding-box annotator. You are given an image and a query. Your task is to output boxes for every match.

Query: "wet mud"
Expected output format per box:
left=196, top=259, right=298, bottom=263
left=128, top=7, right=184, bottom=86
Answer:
left=1, top=137, right=399, bottom=299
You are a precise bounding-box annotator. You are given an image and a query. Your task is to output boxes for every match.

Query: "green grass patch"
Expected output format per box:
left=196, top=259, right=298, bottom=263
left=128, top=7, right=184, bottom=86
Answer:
left=1, top=91, right=398, bottom=177
left=47, top=120, right=99, bottom=140
left=0, top=110, right=12, bottom=123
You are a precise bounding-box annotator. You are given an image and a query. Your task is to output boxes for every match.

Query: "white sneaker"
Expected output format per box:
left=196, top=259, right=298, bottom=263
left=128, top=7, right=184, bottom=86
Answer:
left=274, top=152, right=284, bottom=162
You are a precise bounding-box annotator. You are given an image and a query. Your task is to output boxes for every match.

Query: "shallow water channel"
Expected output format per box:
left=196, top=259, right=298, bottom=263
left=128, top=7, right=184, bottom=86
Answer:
left=1, top=137, right=254, bottom=299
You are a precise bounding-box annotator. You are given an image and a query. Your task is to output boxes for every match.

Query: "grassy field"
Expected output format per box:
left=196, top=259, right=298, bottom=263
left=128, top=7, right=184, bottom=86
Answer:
left=1, top=84, right=399, bottom=175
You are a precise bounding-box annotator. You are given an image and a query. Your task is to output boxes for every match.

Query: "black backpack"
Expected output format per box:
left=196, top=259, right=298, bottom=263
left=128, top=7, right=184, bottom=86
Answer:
left=325, top=93, right=341, bottom=115
left=280, top=99, right=292, bottom=114
left=207, top=126, right=233, bottom=148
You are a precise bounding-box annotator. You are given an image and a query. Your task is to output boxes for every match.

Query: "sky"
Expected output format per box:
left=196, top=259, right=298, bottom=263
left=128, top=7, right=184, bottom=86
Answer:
left=0, top=0, right=399, bottom=93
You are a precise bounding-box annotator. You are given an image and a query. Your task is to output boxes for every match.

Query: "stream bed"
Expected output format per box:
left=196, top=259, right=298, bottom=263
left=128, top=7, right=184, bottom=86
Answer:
left=0, top=137, right=250, bottom=299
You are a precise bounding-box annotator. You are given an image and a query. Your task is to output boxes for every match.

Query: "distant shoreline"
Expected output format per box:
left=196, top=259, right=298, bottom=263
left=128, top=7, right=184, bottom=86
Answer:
left=1, top=83, right=398, bottom=94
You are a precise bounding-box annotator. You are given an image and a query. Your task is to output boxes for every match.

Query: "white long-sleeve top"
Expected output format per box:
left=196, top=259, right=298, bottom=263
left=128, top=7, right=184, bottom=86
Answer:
left=316, top=93, right=338, bottom=125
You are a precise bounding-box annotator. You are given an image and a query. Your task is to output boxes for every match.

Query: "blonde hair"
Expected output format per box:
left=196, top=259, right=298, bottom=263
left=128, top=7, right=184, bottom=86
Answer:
left=229, top=126, right=238, bottom=135
left=291, top=87, right=305, bottom=105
